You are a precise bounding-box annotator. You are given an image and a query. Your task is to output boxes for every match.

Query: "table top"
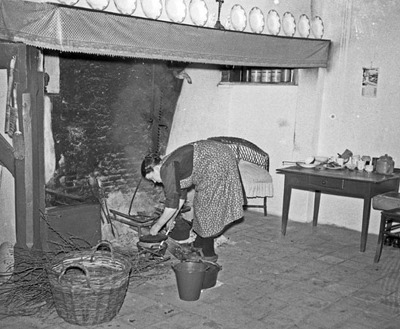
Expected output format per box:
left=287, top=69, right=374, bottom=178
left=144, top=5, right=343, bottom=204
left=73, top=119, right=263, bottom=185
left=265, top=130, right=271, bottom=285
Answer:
left=276, top=166, right=400, bottom=183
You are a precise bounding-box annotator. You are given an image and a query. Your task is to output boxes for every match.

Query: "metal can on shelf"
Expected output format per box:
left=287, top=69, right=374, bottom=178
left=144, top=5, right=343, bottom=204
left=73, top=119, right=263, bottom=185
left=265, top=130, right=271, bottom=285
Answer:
left=281, top=69, right=292, bottom=82
left=242, top=68, right=251, bottom=82
left=250, top=69, right=261, bottom=83
left=261, top=69, right=271, bottom=82
left=221, top=70, right=231, bottom=82
left=271, top=69, right=282, bottom=83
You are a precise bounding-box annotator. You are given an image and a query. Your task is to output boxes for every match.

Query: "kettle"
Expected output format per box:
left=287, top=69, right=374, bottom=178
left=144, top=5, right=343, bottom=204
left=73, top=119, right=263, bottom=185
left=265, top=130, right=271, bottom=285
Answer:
left=376, top=154, right=394, bottom=175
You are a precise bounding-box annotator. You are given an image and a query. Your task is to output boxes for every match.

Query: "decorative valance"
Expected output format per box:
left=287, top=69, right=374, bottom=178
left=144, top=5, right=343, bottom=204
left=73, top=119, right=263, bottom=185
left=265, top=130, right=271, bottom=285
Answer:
left=0, top=0, right=331, bottom=68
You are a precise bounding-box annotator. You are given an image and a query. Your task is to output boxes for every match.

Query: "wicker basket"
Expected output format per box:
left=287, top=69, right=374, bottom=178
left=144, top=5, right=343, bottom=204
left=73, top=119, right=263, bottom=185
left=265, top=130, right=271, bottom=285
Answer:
left=47, top=241, right=132, bottom=326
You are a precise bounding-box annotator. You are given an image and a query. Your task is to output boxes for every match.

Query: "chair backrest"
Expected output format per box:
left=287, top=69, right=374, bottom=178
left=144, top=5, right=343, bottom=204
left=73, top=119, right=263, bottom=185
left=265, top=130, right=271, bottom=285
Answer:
left=208, top=136, right=269, bottom=171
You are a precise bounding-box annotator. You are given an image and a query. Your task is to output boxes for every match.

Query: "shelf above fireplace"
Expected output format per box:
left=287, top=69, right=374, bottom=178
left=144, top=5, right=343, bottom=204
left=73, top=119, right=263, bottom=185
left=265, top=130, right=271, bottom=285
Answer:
left=0, top=0, right=331, bottom=68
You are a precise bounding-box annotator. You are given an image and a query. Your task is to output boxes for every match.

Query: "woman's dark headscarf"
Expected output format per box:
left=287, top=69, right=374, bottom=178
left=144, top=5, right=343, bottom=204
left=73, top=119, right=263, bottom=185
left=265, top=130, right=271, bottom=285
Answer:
left=141, top=153, right=162, bottom=178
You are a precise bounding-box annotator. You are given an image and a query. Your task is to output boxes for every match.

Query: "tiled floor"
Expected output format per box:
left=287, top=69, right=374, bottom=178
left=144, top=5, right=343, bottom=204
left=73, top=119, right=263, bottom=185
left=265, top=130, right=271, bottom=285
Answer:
left=2, top=211, right=400, bottom=329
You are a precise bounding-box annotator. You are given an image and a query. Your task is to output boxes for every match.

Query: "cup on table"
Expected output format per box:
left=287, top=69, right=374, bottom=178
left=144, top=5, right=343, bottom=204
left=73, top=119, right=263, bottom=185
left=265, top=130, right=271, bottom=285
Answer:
left=350, top=156, right=360, bottom=167
left=337, top=158, right=344, bottom=166
left=357, top=160, right=366, bottom=171
left=365, top=164, right=374, bottom=173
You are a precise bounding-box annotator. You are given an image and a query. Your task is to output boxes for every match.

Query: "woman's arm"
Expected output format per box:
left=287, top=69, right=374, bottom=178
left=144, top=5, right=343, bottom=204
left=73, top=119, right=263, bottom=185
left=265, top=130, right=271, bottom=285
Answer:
left=150, top=198, right=186, bottom=235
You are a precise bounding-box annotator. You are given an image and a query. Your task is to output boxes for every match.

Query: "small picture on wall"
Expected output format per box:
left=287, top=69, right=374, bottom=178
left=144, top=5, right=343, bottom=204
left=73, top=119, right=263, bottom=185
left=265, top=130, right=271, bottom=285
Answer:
left=362, top=67, right=378, bottom=98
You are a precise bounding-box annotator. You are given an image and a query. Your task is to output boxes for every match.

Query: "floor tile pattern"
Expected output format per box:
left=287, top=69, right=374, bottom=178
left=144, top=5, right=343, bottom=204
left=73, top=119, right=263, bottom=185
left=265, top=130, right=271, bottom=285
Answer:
left=1, top=211, right=400, bottom=329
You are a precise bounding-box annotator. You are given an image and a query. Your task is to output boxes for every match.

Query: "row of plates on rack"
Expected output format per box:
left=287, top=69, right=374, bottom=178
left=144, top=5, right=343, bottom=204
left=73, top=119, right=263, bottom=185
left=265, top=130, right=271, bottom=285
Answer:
left=56, top=0, right=210, bottom=26
left=231, top=6, right=324, bottom=38
left=56, top=0, right=324, bottom=38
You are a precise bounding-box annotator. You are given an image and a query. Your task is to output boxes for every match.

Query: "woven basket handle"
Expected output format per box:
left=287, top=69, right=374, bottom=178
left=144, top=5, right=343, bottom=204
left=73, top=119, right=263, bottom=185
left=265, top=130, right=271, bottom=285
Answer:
left=58, top=264, right=91, bottom=288
left=91, top=240, right=115, bottom=262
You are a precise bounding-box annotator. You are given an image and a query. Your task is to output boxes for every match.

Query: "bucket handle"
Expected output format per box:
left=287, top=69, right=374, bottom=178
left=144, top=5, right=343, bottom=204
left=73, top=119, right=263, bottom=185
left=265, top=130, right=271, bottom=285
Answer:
left=197, top=259, right=222, bottom=271
left=198, top=259, right=222, bottom=271
left=91, top=240, right=115, bottom=262
left=173, top=260, right=210, bottom=272
left=195, top=249, right=221, bottom=269
left=58, top=263, right=91, bottom=288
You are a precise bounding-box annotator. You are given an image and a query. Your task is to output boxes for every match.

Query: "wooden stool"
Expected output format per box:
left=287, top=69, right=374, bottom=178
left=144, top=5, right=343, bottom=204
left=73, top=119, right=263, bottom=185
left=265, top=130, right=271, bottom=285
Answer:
left=375, top=209, right=400, bottom=263
left=373, top=192, right=400, bottom=263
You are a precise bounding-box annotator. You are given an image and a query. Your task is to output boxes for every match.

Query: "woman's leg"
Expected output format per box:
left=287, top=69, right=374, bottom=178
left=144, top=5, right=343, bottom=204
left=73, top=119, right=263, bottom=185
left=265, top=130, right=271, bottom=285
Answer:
left=193, top=235, right=217, bottom=258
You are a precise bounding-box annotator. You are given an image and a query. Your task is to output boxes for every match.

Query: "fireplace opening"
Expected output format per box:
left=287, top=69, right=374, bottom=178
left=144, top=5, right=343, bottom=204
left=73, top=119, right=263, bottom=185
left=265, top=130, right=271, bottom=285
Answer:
left=43, top=52, right=188, bottom=246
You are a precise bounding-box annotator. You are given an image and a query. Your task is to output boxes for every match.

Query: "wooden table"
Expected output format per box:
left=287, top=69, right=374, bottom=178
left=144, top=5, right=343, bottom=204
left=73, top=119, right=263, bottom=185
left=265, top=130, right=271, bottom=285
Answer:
left=276, top=166, right=400, bottom=252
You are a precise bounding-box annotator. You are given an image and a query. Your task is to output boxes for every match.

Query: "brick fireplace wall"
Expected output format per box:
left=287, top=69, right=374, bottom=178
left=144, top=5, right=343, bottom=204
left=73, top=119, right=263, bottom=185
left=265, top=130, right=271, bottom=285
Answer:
left=46, top=53, right=184, bottom=216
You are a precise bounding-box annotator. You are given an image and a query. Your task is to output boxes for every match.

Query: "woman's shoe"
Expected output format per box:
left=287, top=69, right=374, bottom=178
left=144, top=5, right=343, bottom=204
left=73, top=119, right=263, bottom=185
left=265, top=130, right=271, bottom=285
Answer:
left=202, top=255, right=218, bottom=263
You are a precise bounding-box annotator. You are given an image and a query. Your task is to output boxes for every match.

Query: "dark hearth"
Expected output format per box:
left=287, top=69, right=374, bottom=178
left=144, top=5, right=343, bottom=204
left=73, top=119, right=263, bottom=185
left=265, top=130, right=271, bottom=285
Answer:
left=46, top=53, right=184, bottom=210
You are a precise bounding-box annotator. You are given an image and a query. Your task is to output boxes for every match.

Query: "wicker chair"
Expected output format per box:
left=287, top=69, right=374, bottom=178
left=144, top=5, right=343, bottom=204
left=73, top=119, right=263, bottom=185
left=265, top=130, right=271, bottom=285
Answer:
left=208, top=136, right=271, bottom=216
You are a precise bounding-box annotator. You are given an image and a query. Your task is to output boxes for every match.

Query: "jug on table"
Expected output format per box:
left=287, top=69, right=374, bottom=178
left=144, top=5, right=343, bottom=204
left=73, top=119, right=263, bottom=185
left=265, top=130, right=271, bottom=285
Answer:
left=376, top=154, right=394, bottom=175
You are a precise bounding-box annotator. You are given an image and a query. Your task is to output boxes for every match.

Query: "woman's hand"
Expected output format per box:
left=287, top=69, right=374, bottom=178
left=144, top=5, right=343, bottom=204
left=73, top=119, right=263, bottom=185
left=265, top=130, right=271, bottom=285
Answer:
left=166, top=219, right=175, bottom=232
left=149, top=203, right=183, bottom=235
left=149, top=223, right=161, bottom=235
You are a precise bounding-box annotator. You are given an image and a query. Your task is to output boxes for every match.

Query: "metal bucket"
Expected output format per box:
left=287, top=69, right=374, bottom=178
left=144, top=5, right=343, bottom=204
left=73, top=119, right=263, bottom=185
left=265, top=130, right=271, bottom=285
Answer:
left=202, top=261, right=222, bottom=289
left=172, top=261, right=207, bottom=301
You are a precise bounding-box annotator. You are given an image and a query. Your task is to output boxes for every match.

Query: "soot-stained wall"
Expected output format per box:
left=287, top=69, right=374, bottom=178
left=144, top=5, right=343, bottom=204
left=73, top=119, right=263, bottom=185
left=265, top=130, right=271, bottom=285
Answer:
left=47, top=53, right=184, bottom=210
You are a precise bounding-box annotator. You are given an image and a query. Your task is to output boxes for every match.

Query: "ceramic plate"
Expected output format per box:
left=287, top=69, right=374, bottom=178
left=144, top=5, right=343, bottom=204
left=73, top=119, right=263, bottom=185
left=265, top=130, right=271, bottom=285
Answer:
left=282, top=11, right=296, bottom=37
left=298, top=14, right=311, bottom=38
left=230, top=4, right=247, bottom=32
left=189, top=0, right=208, bottom=27
left=86, top=0, right=110, bottom=10
left=311, top=16, right=324, bottom=38
left=165, top=0, right=187, bottom=23
left=266, top=9, right=281, bottom=35
left=114, top=0, right=137, bottom=15
left=296, top=162, right=317, bottom=169
left=141, top=0, right=163, bottom=20
left=57, top=0, right=79, bottom=5
left=249, top=7, right=265, bottom=34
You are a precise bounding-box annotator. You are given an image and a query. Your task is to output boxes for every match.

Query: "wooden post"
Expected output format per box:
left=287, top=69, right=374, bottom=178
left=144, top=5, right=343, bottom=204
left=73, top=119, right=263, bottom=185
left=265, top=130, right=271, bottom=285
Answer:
left=13, top=131, right=27, bottom=249
left=27, top=47, right=45, bottom=251
left=22, top=93, right=33, bottom=248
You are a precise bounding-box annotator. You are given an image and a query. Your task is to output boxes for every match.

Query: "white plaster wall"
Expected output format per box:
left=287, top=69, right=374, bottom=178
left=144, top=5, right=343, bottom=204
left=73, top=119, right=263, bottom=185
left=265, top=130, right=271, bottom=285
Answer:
left=167, top=67, right=231, bottom=149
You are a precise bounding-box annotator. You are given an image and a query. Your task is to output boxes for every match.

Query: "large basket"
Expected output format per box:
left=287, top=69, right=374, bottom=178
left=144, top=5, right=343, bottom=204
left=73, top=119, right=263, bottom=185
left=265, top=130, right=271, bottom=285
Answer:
left=47, top=241, right=132, bottom=326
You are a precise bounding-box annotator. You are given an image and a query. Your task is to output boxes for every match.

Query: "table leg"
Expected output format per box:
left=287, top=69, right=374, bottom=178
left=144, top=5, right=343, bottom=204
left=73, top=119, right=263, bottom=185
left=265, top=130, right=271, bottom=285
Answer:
left=360, top=196, right=372, bottom=252
left=281, top=179, right=292, bottom=236
left=313, top=191, right=321, bottom=227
